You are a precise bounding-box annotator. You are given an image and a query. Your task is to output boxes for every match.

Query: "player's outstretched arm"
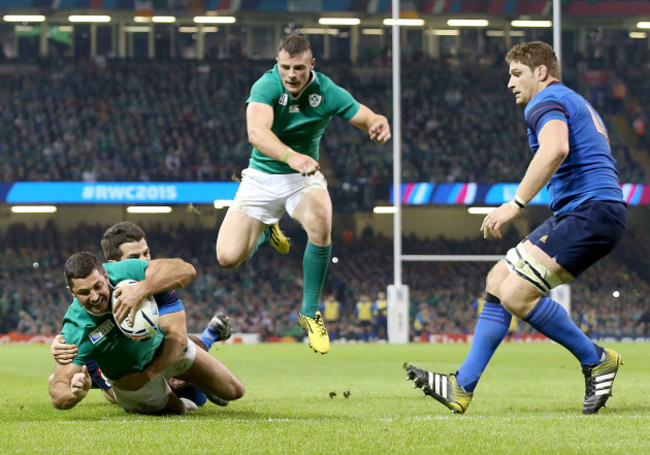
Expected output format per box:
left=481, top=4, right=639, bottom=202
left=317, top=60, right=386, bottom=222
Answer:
left=113, top=258, right=196, bottom=324
left=348, top=104, right=391, bottom=144
left=246, top=101, right=320, bottom=176
left=481, top=119, right=569, bottom=239
left=50, top=334, right=78, bottom=365
left=49, top=364, right=91, bottom=410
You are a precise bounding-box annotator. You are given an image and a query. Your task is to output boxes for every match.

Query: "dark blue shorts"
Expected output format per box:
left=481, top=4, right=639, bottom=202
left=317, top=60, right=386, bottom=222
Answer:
left=527, top=200, right=626, bottom=277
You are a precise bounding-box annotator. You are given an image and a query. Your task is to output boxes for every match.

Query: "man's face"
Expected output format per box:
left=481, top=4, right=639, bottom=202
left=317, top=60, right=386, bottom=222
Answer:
left=68, top=268, right=112, bottom=315
left=507, top=61, right=542, bottom=107
left=276, top=49, right=315, bottom=97
left=118, top=238, right=151, bottom=261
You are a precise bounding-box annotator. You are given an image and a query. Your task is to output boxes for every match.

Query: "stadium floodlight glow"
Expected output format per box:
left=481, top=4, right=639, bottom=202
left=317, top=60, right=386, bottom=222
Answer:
left=68, top=15, right=111, bottom=23
left=467, top=207, right=496, bottom=215
left=486, top=30, right=526, bottom=37
left=124, top=25, right=151, bottom=33
left=3, top=15, right=46, bottom=22
left=383, top=18, right=425, bottom=26
left=126, top=206, right=172, bottom=214
left=427, top=29, right=460, bottom=36
left=318, top=17, right=360, bottom=26
left=630, top=31, right=647, bottom=39
left=179, top=26, right=218, bottom=33
left=373, top=206, right=397, bottom=214
left=213, top=200, right=233, bottom=209
left=361, top=28, right=383, bottom=35
left=134, top=16, right=152, bottom=23
left=300, top=27, right=339, bottom=35
left=152, top=16, right=176, bottom=23
left=447, top=19, right=488, bottom=27
left=194, top=16, right=236, bottom=24
left=511, top=20, right=552, bottom=28
left=11, top=205, right=57, bottom=214
left=636, top=21, right=650, bottom=29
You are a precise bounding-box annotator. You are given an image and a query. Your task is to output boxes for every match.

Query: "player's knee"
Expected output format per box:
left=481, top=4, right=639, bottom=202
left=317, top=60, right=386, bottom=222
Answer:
left=225, top=378, right=246, bottom=400
left=216, top=249, right=244, bottom=269
left=232, top=382, right=246, bottom=400
left=498, top=284, right=533, bottom=319
left=486, top=261, right=508, bottom=292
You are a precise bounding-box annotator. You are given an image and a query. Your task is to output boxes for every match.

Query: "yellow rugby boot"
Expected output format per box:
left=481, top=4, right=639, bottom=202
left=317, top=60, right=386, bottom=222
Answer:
left=268, top=222, right=290, bottom=254
left=299, top=311, right=330, bottom=354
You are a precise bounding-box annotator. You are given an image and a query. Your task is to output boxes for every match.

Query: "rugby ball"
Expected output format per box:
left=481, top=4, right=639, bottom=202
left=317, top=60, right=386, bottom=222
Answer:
left=111, top=279, right=159, bottom=341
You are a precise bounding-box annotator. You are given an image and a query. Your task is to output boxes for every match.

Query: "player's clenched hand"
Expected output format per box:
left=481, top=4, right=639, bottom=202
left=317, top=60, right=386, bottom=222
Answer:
left=70, top=365, right=91, bottom=398
left=50, top=334, right=78, bottom=364
left=368, top=116, right=391, bottom=144
left=112, top=283, right=149, bottom=326
left=481, top=203, right=521, bottom=239
left=286, top=153, right=320, bottom=176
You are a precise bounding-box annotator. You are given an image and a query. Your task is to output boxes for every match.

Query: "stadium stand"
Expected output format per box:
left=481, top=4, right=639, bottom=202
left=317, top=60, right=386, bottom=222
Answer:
left=1, top=222, right=647, bottom=340
left=0, top=51, right=646, bottom=190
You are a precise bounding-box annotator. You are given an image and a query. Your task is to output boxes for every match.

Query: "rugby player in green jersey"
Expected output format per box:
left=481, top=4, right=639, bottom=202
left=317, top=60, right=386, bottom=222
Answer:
left=50, top=222, right=233, bottom=408
left=216, top=35, right=391, bottom=354
left=49, top=252, right=245, bottom=414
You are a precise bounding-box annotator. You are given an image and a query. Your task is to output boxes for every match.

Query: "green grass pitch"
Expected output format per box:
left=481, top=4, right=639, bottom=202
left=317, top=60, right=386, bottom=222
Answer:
left=1, top=342, right=648, bottom=454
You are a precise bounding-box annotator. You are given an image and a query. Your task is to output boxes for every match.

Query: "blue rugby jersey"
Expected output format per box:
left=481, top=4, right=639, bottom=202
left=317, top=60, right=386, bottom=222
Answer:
left=524, top=81, right=623, bottom=214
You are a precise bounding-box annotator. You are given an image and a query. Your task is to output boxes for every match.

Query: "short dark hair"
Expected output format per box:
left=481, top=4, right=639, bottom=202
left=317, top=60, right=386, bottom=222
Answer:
left=505, top=41, right=560, bottom=79
left=64, top=251, right=103, bottom=290
left=277, top=34, right=312, bottom=57
left=101, top=222, right=146, bottom=261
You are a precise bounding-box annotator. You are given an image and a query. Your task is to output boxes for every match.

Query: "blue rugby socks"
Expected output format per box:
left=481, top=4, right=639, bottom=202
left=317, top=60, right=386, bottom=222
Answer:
left=524, top=296, right=601, bottom=366
left=456, top=294, right=511, bottom=392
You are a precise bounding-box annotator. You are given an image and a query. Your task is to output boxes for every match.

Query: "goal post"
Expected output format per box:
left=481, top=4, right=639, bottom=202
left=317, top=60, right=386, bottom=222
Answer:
left=387, top=284, right=410, bottom=344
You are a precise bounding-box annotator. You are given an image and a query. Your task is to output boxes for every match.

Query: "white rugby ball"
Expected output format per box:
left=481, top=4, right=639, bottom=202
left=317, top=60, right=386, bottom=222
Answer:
left=111, top=279, right=159, bottom=341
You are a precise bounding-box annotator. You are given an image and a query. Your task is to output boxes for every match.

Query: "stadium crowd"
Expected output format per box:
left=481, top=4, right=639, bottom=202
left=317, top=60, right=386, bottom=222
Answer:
left=0, top=49, right=647, bottom=190
left=1, top=221, right=647, bottom=341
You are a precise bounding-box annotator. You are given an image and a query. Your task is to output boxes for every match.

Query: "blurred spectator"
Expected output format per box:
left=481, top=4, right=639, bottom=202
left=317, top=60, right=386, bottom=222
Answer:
left=372, top=291, right=388, bottom=341
left=354, top=294, right=374, bottom=342
left=413, top=303, right=433, bottom=341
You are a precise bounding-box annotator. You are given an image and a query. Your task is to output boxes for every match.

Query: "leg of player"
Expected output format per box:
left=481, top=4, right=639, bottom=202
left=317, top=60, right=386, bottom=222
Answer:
left=176, top=346, right=245, bottom=402
left=216, top=209, right=268, bottom=268
left=291, top=188, right=332, bottom=354
left=499, top=241, right=621, bottom=414
left=454, top=261, right=513, bottom=392
left=199, top=313, right=233, bottom=351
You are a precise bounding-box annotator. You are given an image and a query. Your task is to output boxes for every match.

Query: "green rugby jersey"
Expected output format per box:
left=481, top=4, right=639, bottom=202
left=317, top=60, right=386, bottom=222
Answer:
left=247, top=66, right=360, bottom=174
left=60, top=259, right=164, bottom=380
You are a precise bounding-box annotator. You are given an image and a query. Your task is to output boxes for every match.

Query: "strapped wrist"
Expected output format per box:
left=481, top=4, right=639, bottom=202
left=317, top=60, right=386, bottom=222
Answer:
left=280, top=148, right=296, bottom=163
left=512, top=194, right=527, bottom=209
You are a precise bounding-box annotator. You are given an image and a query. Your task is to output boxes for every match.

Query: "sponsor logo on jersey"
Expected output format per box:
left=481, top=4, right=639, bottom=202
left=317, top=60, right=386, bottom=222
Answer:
left=540, top=235, right=548, bottom=243
left=89, top=319, right=115, bottom=344
left=289, top=105, right=300, bottom=113
left=278, top=94, right=288, bottom=106
left=309, top=94, right=322, bottom=107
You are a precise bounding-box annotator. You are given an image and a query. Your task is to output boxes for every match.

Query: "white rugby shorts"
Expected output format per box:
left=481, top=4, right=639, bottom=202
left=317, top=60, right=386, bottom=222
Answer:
left=230, top=167, right=328, bottom=224
left=110, top=338, right=197, bottom=413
